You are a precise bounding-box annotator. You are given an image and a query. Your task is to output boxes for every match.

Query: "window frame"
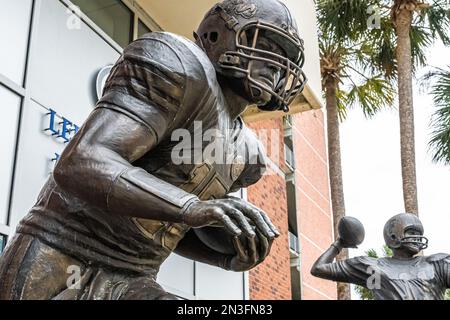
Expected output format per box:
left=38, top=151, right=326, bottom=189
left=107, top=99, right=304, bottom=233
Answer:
left=0, top=0, right=31, bottom=242
left=137, top=18, right=152, bottom=38
left=62, top=0, right=161, bottom=51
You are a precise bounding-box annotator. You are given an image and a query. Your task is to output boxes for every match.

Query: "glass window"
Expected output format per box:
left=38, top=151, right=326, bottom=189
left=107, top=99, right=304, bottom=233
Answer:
left=0, top=234, right=6, bottom=254
left=158, top=254, right=195, bottom=298
left=70, top=0, right=133, bottom=48
left=0, top=0, right=33, bottom=85
left=0, top=85, right=21, bottom=225
left=138, top=19, right=151, bottom=38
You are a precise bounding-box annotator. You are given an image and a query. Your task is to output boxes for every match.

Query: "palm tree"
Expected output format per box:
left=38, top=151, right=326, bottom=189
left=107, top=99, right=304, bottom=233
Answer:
left=317, top=1, right=396, bottom=300
left=422, top=67, right=450, bottom=164
left=318, top=0, right=450, bottom=216
left=391, top=0, right=450, bottom=214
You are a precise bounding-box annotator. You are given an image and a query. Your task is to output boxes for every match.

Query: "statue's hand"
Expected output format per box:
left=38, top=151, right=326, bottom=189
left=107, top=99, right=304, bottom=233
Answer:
left=222, top=230, right=274, bottom=272
left=335, top=237, right=358, bottom=250
left=182, top=198, right=280, bottom=239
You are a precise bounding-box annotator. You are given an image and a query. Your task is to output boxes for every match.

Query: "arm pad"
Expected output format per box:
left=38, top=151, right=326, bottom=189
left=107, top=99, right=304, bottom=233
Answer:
left=107, top=167, right=199, bottom=222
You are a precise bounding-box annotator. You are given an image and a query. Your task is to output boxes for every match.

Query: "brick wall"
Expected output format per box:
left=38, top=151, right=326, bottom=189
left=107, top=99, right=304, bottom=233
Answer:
left=245, top=108, right=336, bottom=300
left=247, top=119, right=292, bottom=300
left=293, top=109, right=337, bottom=300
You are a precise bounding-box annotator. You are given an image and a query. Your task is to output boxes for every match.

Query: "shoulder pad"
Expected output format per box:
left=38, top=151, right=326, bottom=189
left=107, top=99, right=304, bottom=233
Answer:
left=427, top=253, right=450, bottom=263
left=123, top=32, right=186, bottom=76
left=356, top=256, right=378, bottom=266
left=130, top=32, right=216, bottom=86
left=99, top=32, right=219, bottom=140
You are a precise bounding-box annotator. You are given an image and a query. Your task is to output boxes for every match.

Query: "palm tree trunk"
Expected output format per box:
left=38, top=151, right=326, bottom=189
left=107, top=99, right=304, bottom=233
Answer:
left=394, top=6, right=419, bottom=215
left=325, top=77, right=351, bottom=300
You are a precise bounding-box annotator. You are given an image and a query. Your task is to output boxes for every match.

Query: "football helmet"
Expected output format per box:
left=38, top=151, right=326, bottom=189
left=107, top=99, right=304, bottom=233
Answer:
left=196, top=0, right=307, bottom=112
left=383, top=213, right=428, bottom=251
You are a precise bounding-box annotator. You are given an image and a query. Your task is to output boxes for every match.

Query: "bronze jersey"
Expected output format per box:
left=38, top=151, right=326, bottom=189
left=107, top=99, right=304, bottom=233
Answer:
left=328, top=254, right=450, bottom=300
left=17, top=32, right=267, bottom=276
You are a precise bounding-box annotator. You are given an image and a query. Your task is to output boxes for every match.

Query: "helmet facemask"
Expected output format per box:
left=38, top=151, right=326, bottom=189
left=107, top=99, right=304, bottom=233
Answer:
left=218, top=20, right=307, bottom=112
left=399, top=227, right=428, bottom=253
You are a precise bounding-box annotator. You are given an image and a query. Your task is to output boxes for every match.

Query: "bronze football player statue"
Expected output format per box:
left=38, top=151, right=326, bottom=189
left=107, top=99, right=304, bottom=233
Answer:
left=311, top=214, right=450, bottom=300
left=0, top=0, right=307, bottom=299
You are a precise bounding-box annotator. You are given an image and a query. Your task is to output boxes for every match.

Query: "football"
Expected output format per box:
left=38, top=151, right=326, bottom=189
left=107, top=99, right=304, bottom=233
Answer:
left=338, top=216, right=365, bottom=248
left=194, top=226, right=254, bottom=255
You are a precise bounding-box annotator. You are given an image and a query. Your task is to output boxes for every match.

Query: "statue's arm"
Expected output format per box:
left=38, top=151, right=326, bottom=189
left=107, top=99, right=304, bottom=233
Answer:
left=53, top=107, right=198, bottom=223
left=311, top=240, right=373, bottom=287
left=310, top=239, right=345, bottom=281
left=53, top=107, right=278, bottom=238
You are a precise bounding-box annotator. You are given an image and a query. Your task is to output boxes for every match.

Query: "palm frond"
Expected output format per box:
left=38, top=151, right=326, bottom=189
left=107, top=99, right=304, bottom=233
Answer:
left=425, top=67, right=450, bottom=164
left=352, top=14, right=398, bottom=79
left=410, top=25, right=433, bottom=71
left=316, top=0, right=379, bottom=41
left=317, top=0, right=396, bottom=122
left=409, top=0, right=450, bottom=72
left=354, top=283, right=375, bottom=300
left=382, top=245, right=393, bottom=257
left=419, top=1, right=450, bottom=45
left=366, top=248, right=379, bottom=258
left=342, top=76, right=396, bottom=118
left=429, top=104, right=450, bottom=165
left=420, top=66, right=447, bottom=86
left=336, top=88, right=349, bottom=121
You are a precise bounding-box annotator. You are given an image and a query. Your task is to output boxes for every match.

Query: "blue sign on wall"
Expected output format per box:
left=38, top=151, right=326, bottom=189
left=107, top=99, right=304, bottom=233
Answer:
left=44, top=109, right=80, bottom=163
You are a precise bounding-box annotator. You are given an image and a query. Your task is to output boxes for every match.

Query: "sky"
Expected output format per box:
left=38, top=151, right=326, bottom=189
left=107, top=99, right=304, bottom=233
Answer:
left=340, top=42, right=450, bottom=258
